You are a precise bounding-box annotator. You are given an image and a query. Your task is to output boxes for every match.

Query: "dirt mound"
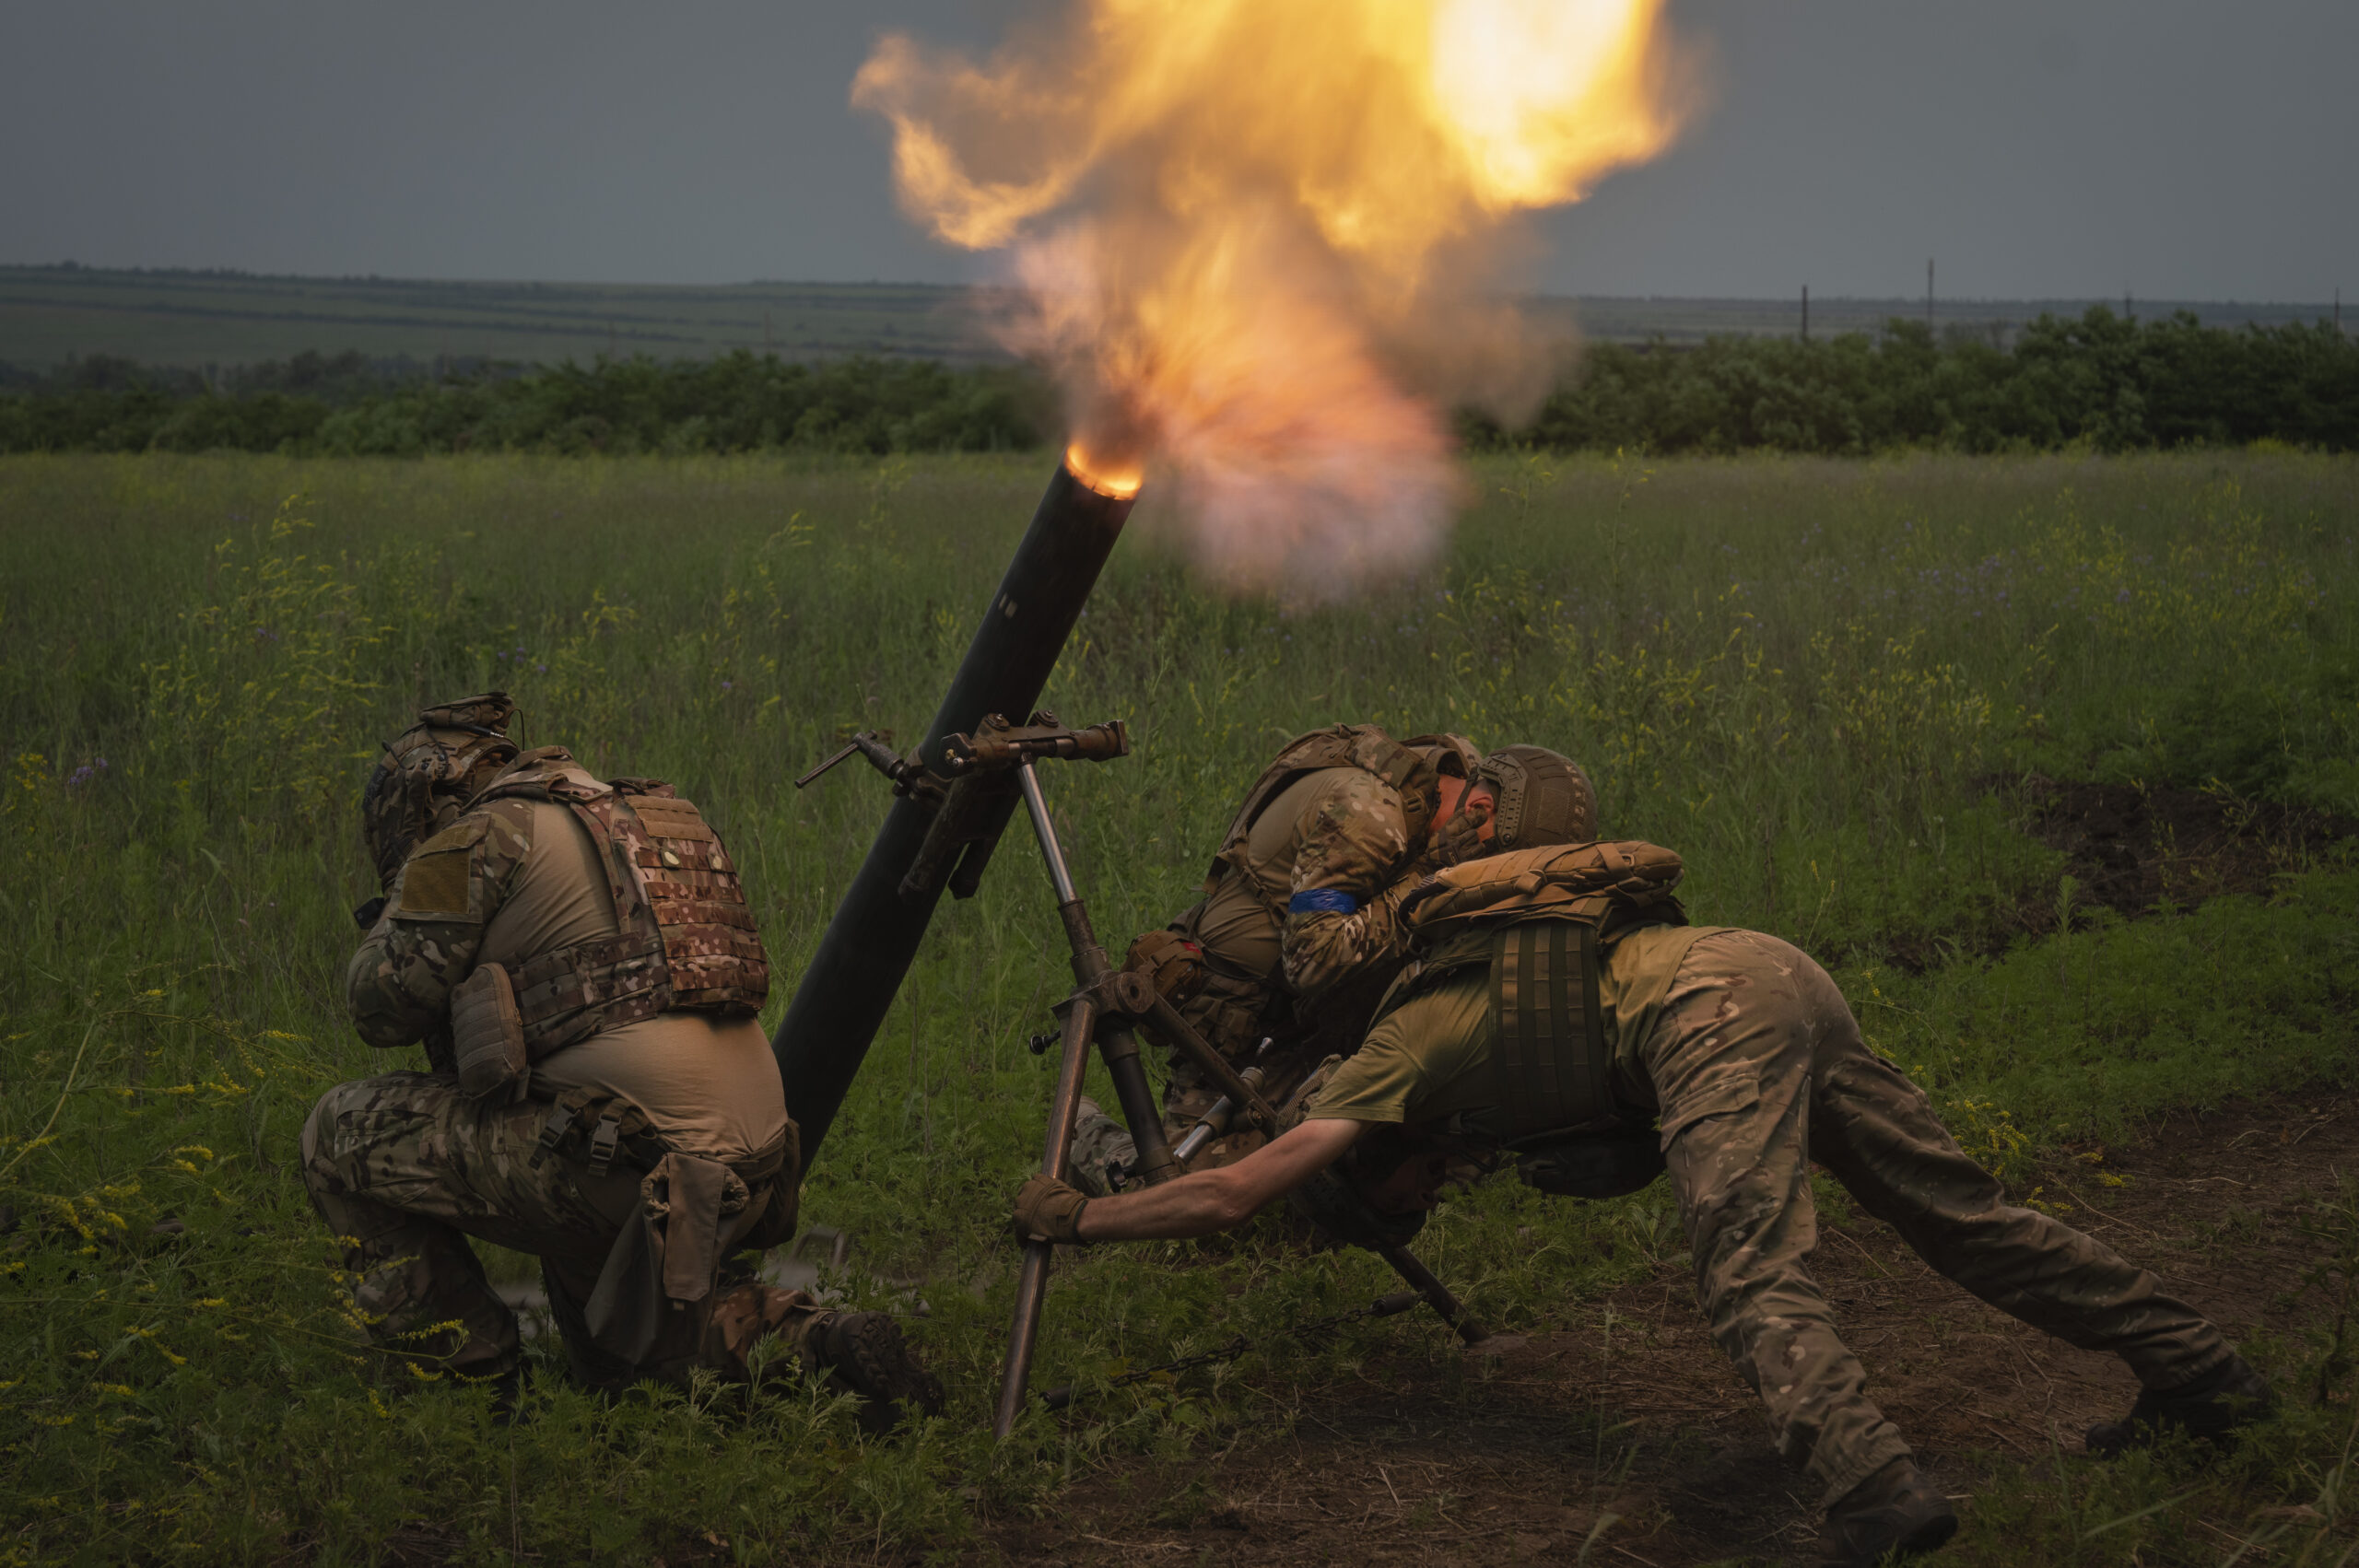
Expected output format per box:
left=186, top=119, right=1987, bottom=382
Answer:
left=992, top=1097, right=2358, bottom=1565
left=2023, top=775, right=2354, bottom=919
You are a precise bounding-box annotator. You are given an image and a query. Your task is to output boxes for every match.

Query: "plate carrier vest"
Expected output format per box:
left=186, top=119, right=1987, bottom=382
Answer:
left=1394, top=840, right=1687, bottom=1151
left=1173, top=725, right=1441, bottom=1053
left=473, top=749, right=770, bottom=1060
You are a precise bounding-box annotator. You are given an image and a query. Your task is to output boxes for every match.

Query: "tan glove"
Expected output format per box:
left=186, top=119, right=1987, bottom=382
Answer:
left=1012, top=1173, right=1091, bottom=1245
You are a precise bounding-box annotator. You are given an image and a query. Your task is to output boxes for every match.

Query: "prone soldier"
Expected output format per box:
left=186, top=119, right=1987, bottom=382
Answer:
left=1074, top=726, right=1592, bottom=1188
left=300, top=694, right=941, bottom=1419
left=1018, top=744, right=2271, bottom=1565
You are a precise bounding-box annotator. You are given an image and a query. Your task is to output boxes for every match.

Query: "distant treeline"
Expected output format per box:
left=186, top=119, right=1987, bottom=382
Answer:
left=2, top=309, right=2353, bottom=458
left=1462, top=310, right=2359, bottom=455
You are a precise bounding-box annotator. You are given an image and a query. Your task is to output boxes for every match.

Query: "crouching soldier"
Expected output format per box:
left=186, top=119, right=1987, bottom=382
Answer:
left=1017, top=750, right=2270, bottom=1565
left=1074, top=727, right=1593, bottom=1190
left=302, top=693, right=941, bottom=1421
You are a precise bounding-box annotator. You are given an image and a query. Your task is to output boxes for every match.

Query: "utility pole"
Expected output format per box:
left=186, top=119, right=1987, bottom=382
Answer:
left=1926, top=258, right=1934, bottom=332
left=1802, top=284, right=1810, bottom=343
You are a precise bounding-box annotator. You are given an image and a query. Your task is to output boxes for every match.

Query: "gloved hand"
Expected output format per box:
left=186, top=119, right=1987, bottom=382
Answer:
left=1012, top=1173, right=1091, bottom=1245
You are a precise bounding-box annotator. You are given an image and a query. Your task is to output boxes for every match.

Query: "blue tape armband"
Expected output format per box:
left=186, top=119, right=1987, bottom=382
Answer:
left=1288, top=889, right=1360, bottom=917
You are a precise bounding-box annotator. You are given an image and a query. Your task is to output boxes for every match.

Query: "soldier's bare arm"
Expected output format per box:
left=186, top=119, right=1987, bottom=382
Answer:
left=1073, top=1118, right=1365, bottom=1241
left=345, top=802, right=534, bottom=1048
left=1280, top=771, right=1427, bottom=1004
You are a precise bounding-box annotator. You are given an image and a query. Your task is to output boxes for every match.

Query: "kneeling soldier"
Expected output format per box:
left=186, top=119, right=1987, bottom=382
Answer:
left=1077, top=726, right=1595, bottom=1188
left=303, top=694, right=941, bottom=1420
left=1017, top=747, right=2269, bottom=1565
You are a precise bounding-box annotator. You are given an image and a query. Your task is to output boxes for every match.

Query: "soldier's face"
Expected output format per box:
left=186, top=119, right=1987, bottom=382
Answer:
left=1431, top=778, right=1499, bottom=846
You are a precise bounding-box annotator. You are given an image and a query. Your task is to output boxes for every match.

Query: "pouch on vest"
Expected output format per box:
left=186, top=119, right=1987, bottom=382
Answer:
left=450, top=963, right=529, bottom=1103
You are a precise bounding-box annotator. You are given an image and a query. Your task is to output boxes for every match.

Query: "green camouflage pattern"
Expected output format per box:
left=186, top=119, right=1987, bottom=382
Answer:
left=1647, top=930, right=2233, bottom=1505
left=299, top=1071, right=804, bottom=1388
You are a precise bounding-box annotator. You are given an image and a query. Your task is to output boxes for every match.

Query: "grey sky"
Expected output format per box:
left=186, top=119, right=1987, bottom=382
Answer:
left=2, top=0, right=2351, bottom=301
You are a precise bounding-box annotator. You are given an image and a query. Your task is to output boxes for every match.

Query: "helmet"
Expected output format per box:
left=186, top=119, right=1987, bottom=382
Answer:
left=1402, top=731, right=1482, bottom=780
left=1471, top=745, right=1596, bottom=851
left=359, top=692, right=520, bottom=887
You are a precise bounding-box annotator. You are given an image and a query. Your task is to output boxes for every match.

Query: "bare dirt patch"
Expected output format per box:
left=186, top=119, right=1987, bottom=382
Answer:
left=2023, top=777, right=2354, bottom=919
left=984, top=1098, right=2359, bottom=1565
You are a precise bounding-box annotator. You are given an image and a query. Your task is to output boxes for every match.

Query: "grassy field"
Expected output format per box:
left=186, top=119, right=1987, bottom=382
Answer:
left=6, top=263, right=2342, bottom=369
left=2, top=450, right=2356, bottom=1564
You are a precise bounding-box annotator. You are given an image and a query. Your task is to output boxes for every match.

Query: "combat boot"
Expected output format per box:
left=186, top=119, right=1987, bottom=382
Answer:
left=1821, top=1457, right=1958, bottom=1566
left=2087, top=1353, right=2274, bottom=1457
left=808, top=1311, right=945, bottom=1434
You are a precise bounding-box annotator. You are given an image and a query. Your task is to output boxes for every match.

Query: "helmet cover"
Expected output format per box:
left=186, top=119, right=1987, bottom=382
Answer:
left=359, top=692, right=521, bottom=887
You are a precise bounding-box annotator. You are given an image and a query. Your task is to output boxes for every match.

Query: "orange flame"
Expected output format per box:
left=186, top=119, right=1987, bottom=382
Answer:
left=1065, top=442, right=1143, bottom=500
left=857, top=0, right=1700, bottom=595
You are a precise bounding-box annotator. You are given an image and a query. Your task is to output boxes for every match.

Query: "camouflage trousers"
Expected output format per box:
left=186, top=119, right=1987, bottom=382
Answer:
left=300, top=1072, right=816, bottom=1392
left=1650, top=930, right=2233, bottom=1506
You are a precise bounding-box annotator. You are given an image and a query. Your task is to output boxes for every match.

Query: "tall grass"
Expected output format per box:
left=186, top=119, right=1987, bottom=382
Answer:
left=2, top=450, right=2355, bottom=1562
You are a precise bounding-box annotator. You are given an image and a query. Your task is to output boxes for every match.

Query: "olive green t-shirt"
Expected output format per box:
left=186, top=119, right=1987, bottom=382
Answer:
left=1303, top=922, right=1718, bottom=1141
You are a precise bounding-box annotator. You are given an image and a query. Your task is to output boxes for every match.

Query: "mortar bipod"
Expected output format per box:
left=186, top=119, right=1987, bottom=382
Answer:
left=992, top=751, right=1197, bottom=1435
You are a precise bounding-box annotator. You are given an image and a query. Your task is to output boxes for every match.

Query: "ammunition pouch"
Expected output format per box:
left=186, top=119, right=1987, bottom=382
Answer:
left=1123, top=929, right=1206, bottom=1010
left=527, top=1084, right=803, bottom=1363
left=450, top=962, right=530, bottom=1103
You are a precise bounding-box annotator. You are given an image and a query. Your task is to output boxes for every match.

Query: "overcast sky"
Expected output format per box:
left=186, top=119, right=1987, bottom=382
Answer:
left=3, top=0, right=2351, bottom=301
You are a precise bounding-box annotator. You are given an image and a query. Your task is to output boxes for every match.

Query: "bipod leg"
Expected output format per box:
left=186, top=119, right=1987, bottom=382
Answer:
left=1093, top=1018, right=1180, bottom=1188
left=1376, top=1243, right=1494, bottom=1347
left=994, top=761, right=1176, bottom=1434
left=992, top=989, right=1096, bottom=1437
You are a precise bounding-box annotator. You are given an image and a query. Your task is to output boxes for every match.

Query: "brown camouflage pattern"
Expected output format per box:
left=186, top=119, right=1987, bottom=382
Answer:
left=348, top=800, right=540, bottom=1063
left=1069, top=730, right=1477, bottom=1193
left=361, top=693, right=520, bottom=888
left=1646, top=930, right=2233, bottom=1506
left=299, top=1071, right=804, bottom=1388
left=1402, top=839, right=1686, bottom=941
left=347, top=746, right=769, bottom=1062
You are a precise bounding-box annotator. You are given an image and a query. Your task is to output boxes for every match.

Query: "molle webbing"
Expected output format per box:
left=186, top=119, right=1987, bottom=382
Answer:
left=475, top=761, right=769, bottom=1058
left=596, top=790, right=769, bottom=1012
left=1490, top=918, right=1614, bottom=1145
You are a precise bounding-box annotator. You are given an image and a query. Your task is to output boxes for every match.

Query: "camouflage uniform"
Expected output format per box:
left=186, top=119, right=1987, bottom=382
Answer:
left=1072, top=732, right=1450, bottom=1192
left=301, top=1071, right=808, bottom=1389
left=308, top=746, right=800, bottom=1391
left=1310, top=926, right=2236, bottom=1506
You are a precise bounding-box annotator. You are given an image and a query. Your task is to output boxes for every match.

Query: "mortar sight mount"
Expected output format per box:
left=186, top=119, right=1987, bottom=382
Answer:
left=797, top=713, right=1129, bottom=906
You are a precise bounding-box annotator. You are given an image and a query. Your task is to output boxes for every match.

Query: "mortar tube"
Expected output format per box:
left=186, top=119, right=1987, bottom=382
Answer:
left=770, top=456, right=1140, bottom=1164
